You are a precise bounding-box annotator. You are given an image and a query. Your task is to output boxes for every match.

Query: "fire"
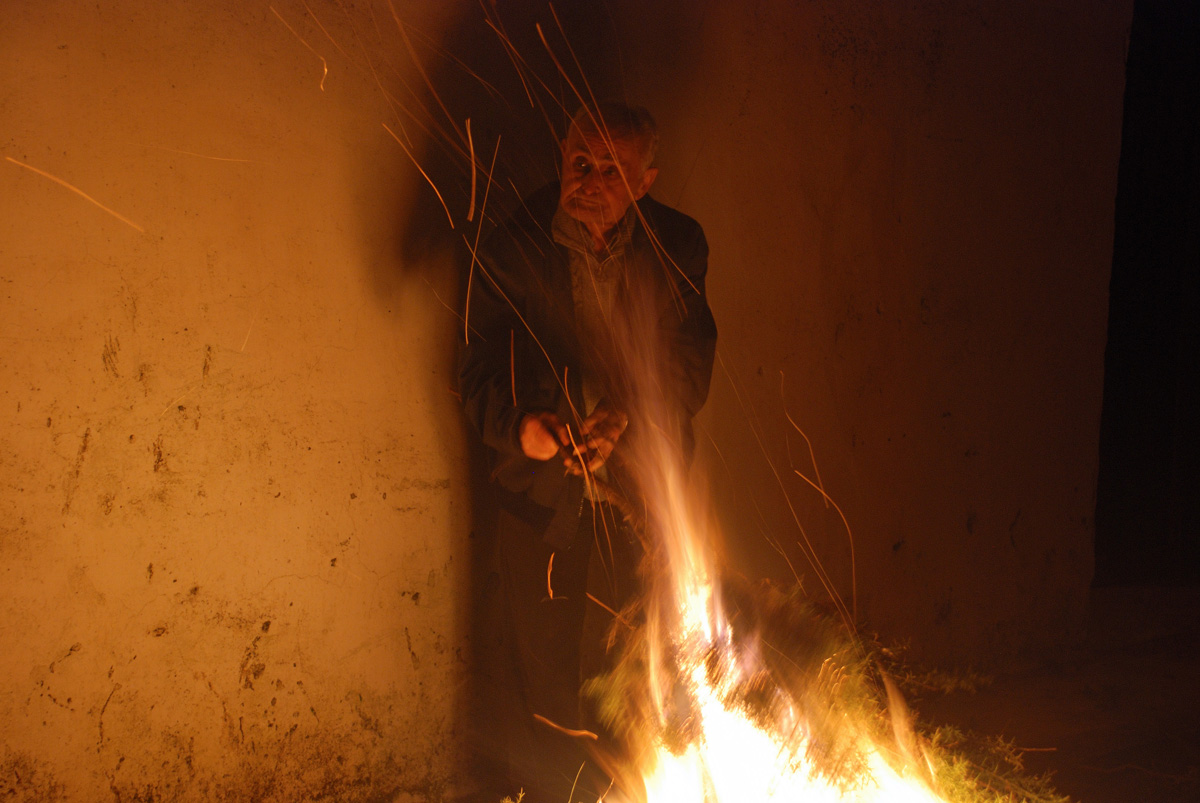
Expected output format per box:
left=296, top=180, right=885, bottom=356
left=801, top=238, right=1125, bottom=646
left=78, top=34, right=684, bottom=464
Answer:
left=601, top=411, right=950, bottom=803
left=635, top=567, right=947, bottom=803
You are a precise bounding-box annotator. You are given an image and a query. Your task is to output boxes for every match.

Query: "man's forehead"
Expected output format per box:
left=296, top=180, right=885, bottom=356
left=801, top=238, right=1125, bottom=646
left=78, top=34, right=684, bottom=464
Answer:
left=565, top=129, right=643, bottom=163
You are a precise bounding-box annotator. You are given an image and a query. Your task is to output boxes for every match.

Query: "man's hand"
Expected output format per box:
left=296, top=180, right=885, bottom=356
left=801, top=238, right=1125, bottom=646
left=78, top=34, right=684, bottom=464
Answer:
left=519, top=412, right=569, bottom=461
left=570, top=406, right=628, bottom=473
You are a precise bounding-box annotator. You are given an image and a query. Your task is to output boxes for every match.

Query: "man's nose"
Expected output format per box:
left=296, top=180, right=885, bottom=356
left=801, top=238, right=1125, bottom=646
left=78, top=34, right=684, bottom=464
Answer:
left=580, top=171, right=602, bottom=194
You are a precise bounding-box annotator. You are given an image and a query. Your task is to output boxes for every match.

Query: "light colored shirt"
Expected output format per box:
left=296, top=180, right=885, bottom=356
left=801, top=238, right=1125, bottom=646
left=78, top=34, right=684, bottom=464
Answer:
left=551, top=204, right=638, bottom=498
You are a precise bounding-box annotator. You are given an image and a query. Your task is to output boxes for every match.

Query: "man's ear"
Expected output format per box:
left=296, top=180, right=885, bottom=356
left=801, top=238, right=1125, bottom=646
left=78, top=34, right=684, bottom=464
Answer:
left=635, top=167, right=659, bottom=199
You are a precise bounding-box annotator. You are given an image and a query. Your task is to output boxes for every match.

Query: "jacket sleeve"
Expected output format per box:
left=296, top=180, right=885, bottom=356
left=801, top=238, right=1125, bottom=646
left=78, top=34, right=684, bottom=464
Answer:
left=457, top=210, right=583, bottom=535
left=659, top=221, right=718, bottom=423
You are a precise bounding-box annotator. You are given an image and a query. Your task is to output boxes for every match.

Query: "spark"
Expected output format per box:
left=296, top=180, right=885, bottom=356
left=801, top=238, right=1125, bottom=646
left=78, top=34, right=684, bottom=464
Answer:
left=510, top=329, right=517, bottom=406
left=460, top=236, right=567, bottom=407
left=481, top=17, right=572, bottom=145
left=160, top=386, right=198, bottom=417
left=420, top=276, right=479, bottom=338
left=792, top=467, right=857, bottom=610
left=466, top=118, right=477, bottom=222
left=778, top=372, right=859, bottom=609
left=559, top=365, right=594, bottom=472
left=333, top=0, right=487, bottom=179
left=270, top=5, right=329, bottom=91
left=532, top=714, right=598, bottom=741
left=387, top=0, right=465, bottom=143
left=534, top=14, right=700, bottom=305
left=6, top=156, right=144, bottom=233
left=136, top=144, right=258, bottom=163
left=585, top=591, right=633, bottom=629
left=463, top=133, right=501, bottom=344
left=480, top=15, right=535, bottom=107
left=781, top=370, right=829, bottom=507
left=300, top=0, right=351, bottom=63
left=382, top=122, right=454, bottom=229
left=546, top=5, right=605, bottom=132
left=332, top=3, right=417, bottom=146
left=404, top=13, right=507, bottom=102
left=567, top=761, right=588, bottom=803
left=718, top=351, right=856, bottom=628
left=546, top=552, right=555, bottom=599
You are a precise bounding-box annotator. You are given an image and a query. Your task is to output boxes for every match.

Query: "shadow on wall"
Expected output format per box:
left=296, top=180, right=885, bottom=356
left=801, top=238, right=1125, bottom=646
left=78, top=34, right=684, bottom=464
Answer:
left=372, top=0, right=713, bottom=279
left=375, top=0, right=630, bottom=280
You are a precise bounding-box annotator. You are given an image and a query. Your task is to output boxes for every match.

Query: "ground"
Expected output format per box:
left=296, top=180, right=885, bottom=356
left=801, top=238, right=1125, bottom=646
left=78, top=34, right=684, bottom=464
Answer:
left=919, top=586, right=1200, bottom=803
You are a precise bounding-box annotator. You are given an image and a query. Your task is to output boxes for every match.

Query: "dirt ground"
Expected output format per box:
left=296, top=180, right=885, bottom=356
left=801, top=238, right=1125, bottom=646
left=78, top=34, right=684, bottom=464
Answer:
left=917, top=586, right=1200, bottom=803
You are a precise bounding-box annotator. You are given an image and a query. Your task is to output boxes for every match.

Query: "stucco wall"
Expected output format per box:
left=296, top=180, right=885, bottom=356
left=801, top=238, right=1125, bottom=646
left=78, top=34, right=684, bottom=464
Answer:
left=1, top=0, right=1129, bottom=800
left=2, top=1, right=472, bottom=800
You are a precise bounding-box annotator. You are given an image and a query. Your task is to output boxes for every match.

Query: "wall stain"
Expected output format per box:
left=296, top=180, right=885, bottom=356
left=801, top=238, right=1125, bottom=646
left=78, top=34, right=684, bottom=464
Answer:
left=60, top=428, right=91, bottom=514
left=136, top=363, right=153, bottom=396
left=403, top=628, right=420, bottom=671
left=38, top=682, right=75, bottom=712
left=346, top=692, right=383, bottom=738
left=0, top=747, right=65, bottom=801
left=1008, top=508, right=1024, bottom=548
left=152, top=436, right=165, bottom=473
left=47, top=643, right=81, bottom=674
left=201, top=676, right=241, bottom=746
left=97, top=683, right=121, bottom=754
left=238, top=637, right=266, bottom=690
left=391, top=477, right=450, bottom=492
left=101, top=335, right=121, bottom=379
left=123, top=289, right=138, bottom=330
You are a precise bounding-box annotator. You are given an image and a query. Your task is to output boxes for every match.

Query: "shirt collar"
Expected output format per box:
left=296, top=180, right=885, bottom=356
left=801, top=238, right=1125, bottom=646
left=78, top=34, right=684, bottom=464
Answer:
left=552, top=202, right=639, bottom=258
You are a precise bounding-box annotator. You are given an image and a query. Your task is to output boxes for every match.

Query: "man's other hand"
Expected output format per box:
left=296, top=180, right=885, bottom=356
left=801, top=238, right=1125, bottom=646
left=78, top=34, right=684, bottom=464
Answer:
left=519, top=412, right=569, bottom=461
left=572, top=406, right=629, bottom=473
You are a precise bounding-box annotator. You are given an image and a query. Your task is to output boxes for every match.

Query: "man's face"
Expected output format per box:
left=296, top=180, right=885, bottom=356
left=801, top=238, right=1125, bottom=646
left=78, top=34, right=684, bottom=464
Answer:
left=558, top=125, right=658, bottom=239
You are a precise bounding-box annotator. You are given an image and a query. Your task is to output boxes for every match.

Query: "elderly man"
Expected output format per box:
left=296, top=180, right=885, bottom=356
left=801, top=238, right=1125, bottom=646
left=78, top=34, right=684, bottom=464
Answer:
left=459, top=101, right=717, bottom=801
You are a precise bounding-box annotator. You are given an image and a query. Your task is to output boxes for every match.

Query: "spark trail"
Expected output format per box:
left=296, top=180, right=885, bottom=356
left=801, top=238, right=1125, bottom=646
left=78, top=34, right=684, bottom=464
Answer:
left=6, top=156, right=144, bottom=233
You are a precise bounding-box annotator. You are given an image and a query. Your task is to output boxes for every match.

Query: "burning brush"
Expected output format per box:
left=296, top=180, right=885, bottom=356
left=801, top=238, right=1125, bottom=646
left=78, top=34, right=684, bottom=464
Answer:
left=560, top=467, right=1069, bottom=803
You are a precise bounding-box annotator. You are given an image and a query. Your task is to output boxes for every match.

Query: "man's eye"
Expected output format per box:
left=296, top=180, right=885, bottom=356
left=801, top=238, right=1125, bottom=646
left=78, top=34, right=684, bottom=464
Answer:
left=602, top=166, right=619, bottom=177
left=573, top=158, right=590, bottom=173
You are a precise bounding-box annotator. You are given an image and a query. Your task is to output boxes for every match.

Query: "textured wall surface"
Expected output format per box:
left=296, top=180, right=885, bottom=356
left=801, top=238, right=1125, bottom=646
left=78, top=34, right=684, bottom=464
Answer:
left=1, top=0, right=1129, bottom=800
left=1, top=1, right=472, bottom=800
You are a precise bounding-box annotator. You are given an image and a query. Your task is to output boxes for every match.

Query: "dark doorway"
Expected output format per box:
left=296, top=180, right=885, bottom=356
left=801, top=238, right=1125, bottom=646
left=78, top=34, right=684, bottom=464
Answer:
left=1094, top=0, right=1200, bottom=586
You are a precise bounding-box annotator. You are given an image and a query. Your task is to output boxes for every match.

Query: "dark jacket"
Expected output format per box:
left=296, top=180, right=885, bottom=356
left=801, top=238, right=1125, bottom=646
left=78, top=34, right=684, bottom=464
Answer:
left=458, top=184, right=717, bottom=548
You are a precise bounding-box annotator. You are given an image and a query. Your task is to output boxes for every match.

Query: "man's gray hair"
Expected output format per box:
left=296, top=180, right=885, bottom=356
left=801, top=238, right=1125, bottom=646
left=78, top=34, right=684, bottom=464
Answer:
left=570, top=101, right=659, bottom=168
